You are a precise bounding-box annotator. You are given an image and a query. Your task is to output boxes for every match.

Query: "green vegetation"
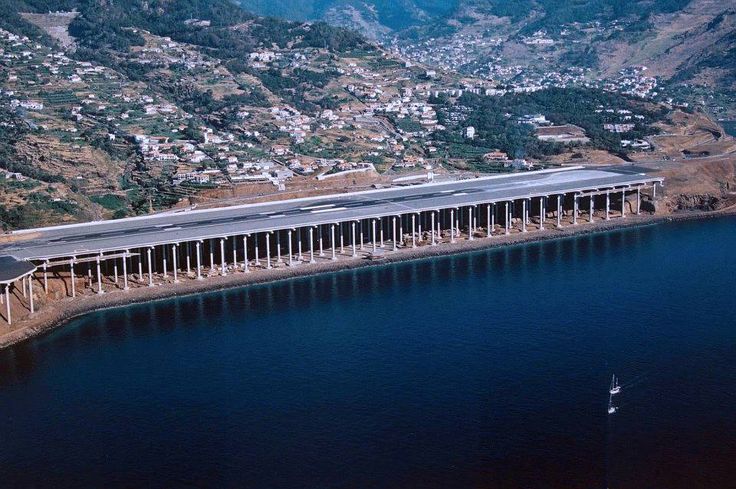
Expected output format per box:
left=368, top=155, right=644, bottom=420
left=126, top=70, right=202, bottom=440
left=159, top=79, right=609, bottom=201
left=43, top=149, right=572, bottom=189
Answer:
left=0, top=108, right=66, bottom=183
left=433, top=88, right=664, bottom=160
left=0, top=192, right=89, bottom=230
left=252, top=66, right=342, bottom=112
left=60, top=0, right=371, bottom=65
left=90, top=193, right=127, bottom=211
left=393, top=116, right=423, bottom=134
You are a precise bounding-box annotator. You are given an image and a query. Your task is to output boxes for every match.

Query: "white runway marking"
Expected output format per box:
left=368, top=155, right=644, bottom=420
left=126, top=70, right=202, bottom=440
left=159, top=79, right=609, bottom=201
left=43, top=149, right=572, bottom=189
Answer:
left=301, top=204, right=335, bottom=211
left=311, top=207, right=347, bottom=214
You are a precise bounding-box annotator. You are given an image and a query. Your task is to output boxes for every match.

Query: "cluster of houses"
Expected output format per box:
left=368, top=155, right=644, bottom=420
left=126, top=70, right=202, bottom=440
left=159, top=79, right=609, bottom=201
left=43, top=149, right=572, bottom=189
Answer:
left=604, top=123, right=636, bottom=133
left=0, top=170, right=27, bottom=182
left=602, top=67, right=658, bottom=98
left=394, top=17, right=663, bottom=103
left=482, top=150, right=533, bottom=170
left=131, top=34, right=218, bottom=71
left=392, top=155, right=434, bottom=170
left=271, top=106, right=318, bottom=144
left=287, top=157, right=368, bottom=176
left=522, top=31, right=555, bottom=46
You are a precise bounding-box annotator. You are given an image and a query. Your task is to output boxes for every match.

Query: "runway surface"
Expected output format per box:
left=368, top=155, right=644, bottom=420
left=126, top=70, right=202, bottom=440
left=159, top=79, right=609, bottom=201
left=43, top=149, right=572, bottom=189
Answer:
left=0, top=167, right=661, bottom=261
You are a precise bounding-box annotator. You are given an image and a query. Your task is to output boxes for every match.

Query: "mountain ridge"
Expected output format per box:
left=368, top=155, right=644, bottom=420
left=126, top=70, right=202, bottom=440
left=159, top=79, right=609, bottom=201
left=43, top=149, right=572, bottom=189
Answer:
left=237, top=0, right=736, bottom=93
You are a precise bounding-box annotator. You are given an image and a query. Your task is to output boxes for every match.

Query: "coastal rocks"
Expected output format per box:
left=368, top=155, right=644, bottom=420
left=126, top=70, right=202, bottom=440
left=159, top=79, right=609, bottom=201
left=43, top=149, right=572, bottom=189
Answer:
left=671, top=193, right=722, bottom=212
left=640, top=199, right=658, bottom=213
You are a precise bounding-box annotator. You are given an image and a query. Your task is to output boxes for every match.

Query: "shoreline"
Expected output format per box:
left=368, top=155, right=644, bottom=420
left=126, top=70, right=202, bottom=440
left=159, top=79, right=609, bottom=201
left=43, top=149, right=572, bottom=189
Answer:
left=1, top=208, right=733, bottom=351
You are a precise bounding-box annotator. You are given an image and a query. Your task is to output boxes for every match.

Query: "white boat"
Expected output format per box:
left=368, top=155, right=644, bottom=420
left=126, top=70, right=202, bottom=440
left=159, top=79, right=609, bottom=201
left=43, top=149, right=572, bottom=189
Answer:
left=607, top=375, right=619, bottom=415
left=609, top=374, right=621, bottom=395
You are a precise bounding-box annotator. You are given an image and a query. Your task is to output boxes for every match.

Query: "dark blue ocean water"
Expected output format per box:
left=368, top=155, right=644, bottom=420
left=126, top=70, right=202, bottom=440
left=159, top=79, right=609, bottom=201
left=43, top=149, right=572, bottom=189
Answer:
left=1, top=218, right=735, bottom=488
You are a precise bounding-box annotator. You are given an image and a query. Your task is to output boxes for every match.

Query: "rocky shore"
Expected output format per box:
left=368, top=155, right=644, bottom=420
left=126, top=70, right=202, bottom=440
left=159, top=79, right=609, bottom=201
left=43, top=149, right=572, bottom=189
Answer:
left=1, top=208, right=733, bottom=351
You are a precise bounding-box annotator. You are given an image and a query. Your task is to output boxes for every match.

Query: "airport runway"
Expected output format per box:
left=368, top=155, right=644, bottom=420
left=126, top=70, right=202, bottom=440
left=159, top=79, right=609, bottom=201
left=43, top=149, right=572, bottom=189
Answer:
left=0, top=167, right=661, bottom=261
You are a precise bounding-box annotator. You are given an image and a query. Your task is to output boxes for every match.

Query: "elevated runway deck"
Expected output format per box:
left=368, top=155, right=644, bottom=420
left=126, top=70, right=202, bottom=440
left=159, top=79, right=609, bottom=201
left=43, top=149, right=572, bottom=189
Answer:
left=0, top=167, right=661, bottom=262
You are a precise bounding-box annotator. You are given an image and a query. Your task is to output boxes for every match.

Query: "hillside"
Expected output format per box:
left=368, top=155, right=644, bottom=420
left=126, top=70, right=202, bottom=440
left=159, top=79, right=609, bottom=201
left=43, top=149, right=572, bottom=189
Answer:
left=239, top=0, right=459, bottom=33
left=239, top=0, right=736, bottom=107
left=239, top=0, right=693, bottom=36
left=0, top=0, right=730, bottom=230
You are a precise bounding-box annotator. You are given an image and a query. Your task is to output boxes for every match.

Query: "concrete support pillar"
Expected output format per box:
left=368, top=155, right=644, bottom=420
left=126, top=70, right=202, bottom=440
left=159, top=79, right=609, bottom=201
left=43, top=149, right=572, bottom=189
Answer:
left=28, top=275, right=34, bottom=314
left=371, top=219, right=377, bottom=252
left=297, top=230, right=303, bottom=261
left=309, top=227, right=316, bottom=263
left=123, top=251, right=129, bottom=290
left=491, top=203, right=496, bottom=236
left=96, top=256, right=103, bottom=295
left=196, top=241, right=203, bottom=280
left=411, top=214, right=416, bottom=248
left=220, top=238, right=227, bottom=276
left=137, top=250, right=143, bottom=281
left=114, top=261, right=119, bottom=284
left=450, top=209, right=456, bottom=243
left=243, top=236, right=249, bottom=272
left=431, top=211, right=436, bottom=245
left=319, top=225, right=325, bottom=257
left=43, top=262, right=48, bottom=293
left=399, top=217, right=403, bottom=243
left=380, top=219, right=384, bottom=248
left=352, top=222, right=358, bottom=257
left=636, top=187, right=641, bottom=215
left=573, top=195, right=578, bottom=225
left=556, top=195, right=562, bottom=228
left=331, top=224, right=337, bottom=260
left=487, top=204, right=492, bottom=237
left=288, top=230, right=294, bottom=266
left=468, top=207, right=474, bottom=240
left=589, top=195, right=594, bottom=223
left=436, top=210, right=441, bottom=242
left=254, top=235, right=260, bottom=266
left=22, top=276, right=26, bottom=298
left=522, top=199, right=528, bottom=233
left=505, top=202, right=510, bottom=235
left=392, top=217, right=397, bottom=251
left=276, top=232, right=282, bottom=263
left=172, top=244, right=179, bottom=283
left=186, top=242, right=191, bottom=275
left=621, top=189, right=626, bottom=218
left=605, top=191, right=610, bottom=220
left=147, top=248, right=154, bottom=287
left=472, top=206, right=477, bottom=236
left=340, top=223, right=345, bottom=253
left=359, top=223, right=364, bottom=251
left=232, top=239, right=238, bottom=272
left=71, top=259, right=77, bottom=297
left=652, top=182, right=657, bottom=199
left=209, top=239, right=215, bottom=271
left=5, top=284, right=10, bottom=325
left=266, top=233, right=272, bottom=269
left=539, top=197, right=545, bottom=231
left=159, top=247, right=166, bottom=278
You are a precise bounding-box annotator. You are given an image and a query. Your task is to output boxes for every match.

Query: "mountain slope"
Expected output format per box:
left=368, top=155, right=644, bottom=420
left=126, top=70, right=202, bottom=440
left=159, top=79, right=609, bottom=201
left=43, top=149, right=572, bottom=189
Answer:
left=238, top=0, right=736, bottom=93
left=237, top=0, right=693, bottom=38
left=240, top=0, right=459, bottom=33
